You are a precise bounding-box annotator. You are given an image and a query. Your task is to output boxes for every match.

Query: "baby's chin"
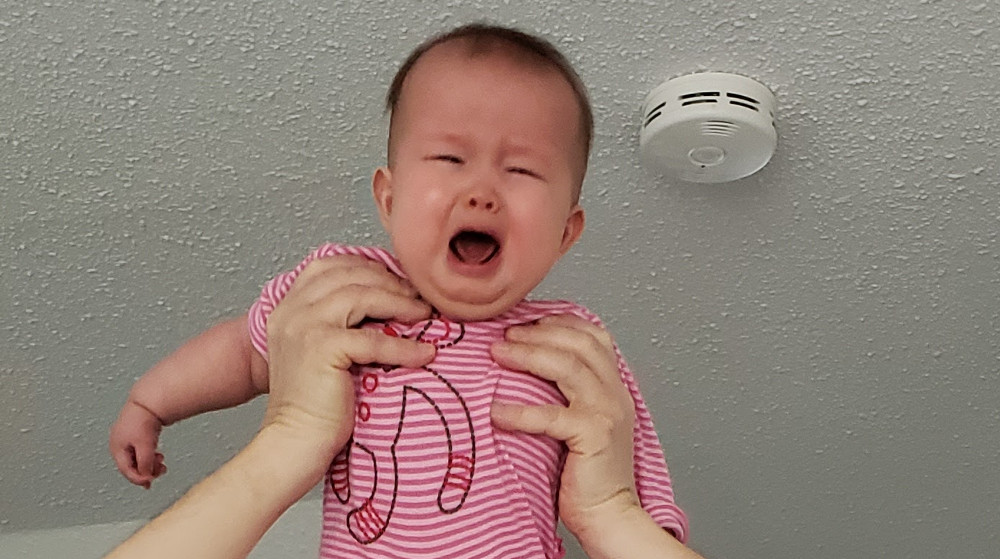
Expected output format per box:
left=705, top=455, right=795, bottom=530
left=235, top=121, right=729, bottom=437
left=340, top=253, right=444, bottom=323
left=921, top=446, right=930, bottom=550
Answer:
left=422, top=291, right=520, bottom=323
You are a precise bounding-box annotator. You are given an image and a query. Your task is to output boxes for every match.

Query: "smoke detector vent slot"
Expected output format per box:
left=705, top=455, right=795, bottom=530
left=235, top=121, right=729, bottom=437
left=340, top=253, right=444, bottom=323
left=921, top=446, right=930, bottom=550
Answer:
left=729, top=100, right=759, bottom=111
left=646, top=101, right=666, bottom=118
left=727, top=92, right=760, bottom=105
left=639, top=72, right=777, bottom=183
left=681, top=98, right=719, bottom=107
left=643, top=101, right=666, bottom=128
left=680, top=91, right=720, bottom=99
left=701, top=120, right=738, bottom=137
left=680, top=91, right=721, bottom=107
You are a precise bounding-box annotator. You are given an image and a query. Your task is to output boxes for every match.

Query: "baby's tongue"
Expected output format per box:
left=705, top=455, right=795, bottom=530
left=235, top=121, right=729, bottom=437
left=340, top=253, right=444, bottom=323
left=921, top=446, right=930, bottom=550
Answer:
left=450, top=231, right=499, bottom=264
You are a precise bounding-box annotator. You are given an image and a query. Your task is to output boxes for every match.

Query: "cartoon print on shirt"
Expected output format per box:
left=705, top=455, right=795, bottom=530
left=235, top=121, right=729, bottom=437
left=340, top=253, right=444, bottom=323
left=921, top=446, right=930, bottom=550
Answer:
left=329, top=315, right=477, bottom=544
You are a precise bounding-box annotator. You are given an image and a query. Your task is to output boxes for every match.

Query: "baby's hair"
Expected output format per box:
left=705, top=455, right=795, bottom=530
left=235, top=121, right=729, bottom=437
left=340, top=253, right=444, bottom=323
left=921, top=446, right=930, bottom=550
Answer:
left=385, top=23, right=593, bottom=194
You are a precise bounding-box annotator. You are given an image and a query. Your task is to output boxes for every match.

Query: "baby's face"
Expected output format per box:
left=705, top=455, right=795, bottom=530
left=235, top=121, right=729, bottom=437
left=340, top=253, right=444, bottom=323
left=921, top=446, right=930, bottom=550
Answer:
left=373, top=43, right=586, bottom=321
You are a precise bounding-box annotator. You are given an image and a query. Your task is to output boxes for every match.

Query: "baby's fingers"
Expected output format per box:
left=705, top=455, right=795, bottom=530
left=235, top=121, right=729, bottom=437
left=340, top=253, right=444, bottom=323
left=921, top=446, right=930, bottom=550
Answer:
left=111, top=445, right=154, bottom=488
left=152, top=452, right=167, bottom=477
left=110, top=445, right=140, bottom=481
left=132, top=441, right=159, bottom=478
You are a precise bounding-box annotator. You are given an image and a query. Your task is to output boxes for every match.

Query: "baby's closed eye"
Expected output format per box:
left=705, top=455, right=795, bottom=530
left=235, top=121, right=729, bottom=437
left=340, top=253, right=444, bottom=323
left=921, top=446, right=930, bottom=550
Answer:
left=506, top=166, right=544, bottom=180
left=430, top=154, right=464, bottom=164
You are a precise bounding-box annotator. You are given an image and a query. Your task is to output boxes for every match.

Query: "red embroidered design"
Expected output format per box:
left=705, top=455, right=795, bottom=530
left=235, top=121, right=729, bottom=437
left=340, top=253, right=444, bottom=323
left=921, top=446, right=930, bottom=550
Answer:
left=329, top=319, right=476, bottom=544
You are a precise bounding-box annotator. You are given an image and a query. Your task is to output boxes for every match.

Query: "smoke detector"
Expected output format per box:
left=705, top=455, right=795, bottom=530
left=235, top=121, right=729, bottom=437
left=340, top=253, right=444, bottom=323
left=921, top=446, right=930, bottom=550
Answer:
left=639, top=72, right=777, bottom=183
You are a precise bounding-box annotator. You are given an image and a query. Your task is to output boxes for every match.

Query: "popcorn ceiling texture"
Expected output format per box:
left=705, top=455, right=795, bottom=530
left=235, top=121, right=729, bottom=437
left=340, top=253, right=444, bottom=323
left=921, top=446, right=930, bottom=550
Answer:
left=1, top=1, right=997, bottom=558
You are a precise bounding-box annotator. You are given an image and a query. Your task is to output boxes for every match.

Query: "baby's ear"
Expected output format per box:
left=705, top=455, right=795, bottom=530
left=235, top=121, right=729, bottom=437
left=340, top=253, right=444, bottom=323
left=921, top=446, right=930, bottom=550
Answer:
left=372, top=166, right=394, bottom=229
left=559, top=205, right=585, bottom=255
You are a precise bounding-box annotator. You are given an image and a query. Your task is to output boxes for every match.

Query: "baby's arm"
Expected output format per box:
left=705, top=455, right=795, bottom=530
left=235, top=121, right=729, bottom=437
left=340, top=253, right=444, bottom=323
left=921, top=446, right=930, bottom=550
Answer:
left=109, top=314, right=269, bottom=488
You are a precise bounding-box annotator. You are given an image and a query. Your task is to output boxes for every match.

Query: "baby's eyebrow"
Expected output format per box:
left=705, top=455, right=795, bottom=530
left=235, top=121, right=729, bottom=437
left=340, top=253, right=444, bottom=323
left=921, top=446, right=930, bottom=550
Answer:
left=501, top=142, right=552, bottom=163
left=505, top=145, right=540, bottom=156
left=426, top=131, right=471, bottom=147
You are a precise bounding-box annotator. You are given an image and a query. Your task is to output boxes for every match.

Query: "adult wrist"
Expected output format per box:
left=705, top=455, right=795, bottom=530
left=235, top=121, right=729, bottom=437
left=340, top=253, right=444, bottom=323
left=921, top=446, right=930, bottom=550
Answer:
left=243, top=424, right=337, bottom=499
left=566, top=496, right=647, bottom=551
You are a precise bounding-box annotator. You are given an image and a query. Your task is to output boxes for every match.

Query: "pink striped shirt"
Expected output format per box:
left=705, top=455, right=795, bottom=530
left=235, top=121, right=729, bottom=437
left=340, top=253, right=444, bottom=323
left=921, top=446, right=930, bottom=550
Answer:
left=248, top=244, right=688, bottom=558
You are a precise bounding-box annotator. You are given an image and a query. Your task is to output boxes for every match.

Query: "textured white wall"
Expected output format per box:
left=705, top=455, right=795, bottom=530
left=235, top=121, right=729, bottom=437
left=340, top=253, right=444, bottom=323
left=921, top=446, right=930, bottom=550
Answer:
left=1, top=1, right=998, bottom=558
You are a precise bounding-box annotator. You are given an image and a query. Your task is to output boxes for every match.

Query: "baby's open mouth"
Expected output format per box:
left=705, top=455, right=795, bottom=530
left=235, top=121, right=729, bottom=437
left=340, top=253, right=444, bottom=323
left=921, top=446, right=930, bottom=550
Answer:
left=449, top=230, right=500, bottom=265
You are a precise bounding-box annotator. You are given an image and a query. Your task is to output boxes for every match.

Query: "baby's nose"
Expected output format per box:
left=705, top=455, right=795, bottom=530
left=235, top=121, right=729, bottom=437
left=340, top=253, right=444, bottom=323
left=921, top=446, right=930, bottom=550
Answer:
left=466, top=194, right=498, bottom=212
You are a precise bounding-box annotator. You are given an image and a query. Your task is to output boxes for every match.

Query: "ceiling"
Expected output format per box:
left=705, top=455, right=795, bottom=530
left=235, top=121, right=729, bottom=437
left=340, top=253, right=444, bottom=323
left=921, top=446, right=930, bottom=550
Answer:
left=1, top=1, right=997, bottom=558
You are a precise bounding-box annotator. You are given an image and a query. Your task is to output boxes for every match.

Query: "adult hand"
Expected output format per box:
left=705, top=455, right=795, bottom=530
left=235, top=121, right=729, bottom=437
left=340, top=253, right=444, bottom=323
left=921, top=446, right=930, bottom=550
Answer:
left=490, top=316, right=705, bottom=559
left=264, top=255, right=436, bottom=461
left=489, top=314, right=638, bottom=536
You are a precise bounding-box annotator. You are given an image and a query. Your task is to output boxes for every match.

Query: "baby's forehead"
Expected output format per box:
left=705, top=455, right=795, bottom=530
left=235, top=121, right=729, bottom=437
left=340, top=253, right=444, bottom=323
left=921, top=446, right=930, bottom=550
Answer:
left=397, top=45, right=584, bottom=139
left=409, top=39, right=574, bottom=93
left=447, top=36, right=563, bottom=74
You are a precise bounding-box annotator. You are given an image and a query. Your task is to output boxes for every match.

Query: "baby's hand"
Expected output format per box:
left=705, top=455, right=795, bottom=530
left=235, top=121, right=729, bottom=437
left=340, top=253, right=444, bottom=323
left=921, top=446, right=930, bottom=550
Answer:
left=109, top=400, right=168, bottom=489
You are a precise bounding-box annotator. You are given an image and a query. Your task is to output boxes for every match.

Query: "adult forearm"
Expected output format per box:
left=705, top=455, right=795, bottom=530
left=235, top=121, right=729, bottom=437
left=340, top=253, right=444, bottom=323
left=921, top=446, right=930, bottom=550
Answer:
left=574, top=504, right=706, bottom=559
left=106, top=424, right=330, bottom=559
